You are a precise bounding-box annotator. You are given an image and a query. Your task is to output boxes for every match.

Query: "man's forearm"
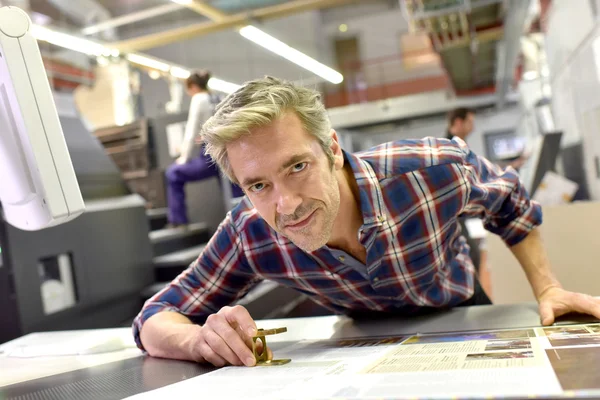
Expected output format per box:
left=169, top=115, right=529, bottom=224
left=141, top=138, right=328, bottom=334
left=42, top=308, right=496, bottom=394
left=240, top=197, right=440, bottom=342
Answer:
left=139, top=312, right=202, bottom=362
left=509, top=228, right=562, bottom=299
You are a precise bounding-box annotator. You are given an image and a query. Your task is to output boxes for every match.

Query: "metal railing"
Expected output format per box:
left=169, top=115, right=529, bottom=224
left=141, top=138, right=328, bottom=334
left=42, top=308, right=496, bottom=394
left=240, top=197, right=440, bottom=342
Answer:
left=323, top=49, right=451, bottom=108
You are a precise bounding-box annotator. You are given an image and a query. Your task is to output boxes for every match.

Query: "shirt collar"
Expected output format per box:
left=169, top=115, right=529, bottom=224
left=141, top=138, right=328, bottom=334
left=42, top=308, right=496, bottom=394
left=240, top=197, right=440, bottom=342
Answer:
left=343, top=149, right=387, bottom=231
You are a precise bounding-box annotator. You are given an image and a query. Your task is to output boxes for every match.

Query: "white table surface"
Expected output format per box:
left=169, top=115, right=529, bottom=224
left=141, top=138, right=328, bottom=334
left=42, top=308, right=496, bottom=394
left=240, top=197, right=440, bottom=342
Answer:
left=0, top=317, right=344, bottom=388
left=0, top=328, right=143, bottom=387
left=2, top=302, right=585, bottom=389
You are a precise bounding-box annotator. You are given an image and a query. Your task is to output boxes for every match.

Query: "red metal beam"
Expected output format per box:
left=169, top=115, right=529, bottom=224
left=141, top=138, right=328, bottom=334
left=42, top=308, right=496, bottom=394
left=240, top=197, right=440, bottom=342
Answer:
left=324, top=75, right=449, bottom=108
left=42, top=58, right=94, bottom=80
left=49, top=77, right=81, bottom=91
left=455, top=85, right=496, bottom=96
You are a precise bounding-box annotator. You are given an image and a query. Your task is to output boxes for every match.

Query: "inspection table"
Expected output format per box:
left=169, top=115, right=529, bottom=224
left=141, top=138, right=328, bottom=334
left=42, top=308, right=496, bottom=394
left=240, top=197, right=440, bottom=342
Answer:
left=1, top=302, right=599, bottom=400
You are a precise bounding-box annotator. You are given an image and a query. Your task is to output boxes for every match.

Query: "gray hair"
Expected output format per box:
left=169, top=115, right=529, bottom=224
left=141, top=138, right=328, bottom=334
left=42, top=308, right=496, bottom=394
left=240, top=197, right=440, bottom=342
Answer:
left=201, top=76, right=333, bottom=183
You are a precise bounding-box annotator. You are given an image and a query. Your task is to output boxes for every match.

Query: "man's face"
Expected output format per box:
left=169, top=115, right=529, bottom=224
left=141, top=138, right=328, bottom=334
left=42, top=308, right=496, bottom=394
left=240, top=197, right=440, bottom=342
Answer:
left=227, top=112, right=344, bottom=252
left=456, top=112, right=475, bottom=139
left=463, top=112, right=475, bottom=136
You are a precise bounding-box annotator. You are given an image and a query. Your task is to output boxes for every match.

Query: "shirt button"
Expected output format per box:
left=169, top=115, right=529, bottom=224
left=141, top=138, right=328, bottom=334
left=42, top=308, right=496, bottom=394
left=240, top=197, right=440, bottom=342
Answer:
left=373, top=277, right=380, bottom=282
left=377, top=215, right=385, bottom=222
left=338, top=256, right=345, bottom=262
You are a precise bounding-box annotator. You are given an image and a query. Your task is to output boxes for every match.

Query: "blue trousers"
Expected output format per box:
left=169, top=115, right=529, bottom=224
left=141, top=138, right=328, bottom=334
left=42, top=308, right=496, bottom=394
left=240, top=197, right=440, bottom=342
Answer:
left=166, top=155, right=243, bottom=224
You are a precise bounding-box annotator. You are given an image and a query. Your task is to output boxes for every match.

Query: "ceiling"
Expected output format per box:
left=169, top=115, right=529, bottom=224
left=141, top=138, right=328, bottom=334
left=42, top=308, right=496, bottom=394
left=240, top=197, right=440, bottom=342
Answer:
left=404, top=0, right=507, bottom=94
left=28, top=0, right=295, bottom=33
left=26, top=0, right=528, bottom=105
left=439, top=2, right=504, bottom=93
left=94, top=0, right=292, bottom=16
left=207, top=0, right=293, bottom=13
left=28, top=0, right=365, bottom=49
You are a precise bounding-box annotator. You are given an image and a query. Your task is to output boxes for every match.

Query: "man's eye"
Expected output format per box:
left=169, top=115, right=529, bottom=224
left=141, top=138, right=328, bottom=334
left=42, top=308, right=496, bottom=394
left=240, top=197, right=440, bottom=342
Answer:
left=292, top=162, right=307, bottom=172
left=250, top=183, right=265, bottom=193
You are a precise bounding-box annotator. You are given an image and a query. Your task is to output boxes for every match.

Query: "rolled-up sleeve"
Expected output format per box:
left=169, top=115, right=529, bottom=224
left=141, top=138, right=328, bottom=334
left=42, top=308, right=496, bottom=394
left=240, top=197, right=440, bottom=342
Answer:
left=132, top=213, right=259, bottom=350
left=455, top=138, right=542, bottom=246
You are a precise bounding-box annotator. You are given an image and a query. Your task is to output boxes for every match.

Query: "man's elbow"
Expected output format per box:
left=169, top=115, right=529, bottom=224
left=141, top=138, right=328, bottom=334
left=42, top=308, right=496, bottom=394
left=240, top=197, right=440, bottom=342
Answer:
left=138, top=314, right=163, bottom=356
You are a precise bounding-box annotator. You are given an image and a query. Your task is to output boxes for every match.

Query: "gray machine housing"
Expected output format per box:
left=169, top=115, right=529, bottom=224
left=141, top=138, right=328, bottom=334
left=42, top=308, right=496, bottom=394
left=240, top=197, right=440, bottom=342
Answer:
left=0, top=115, right=154, bottom=344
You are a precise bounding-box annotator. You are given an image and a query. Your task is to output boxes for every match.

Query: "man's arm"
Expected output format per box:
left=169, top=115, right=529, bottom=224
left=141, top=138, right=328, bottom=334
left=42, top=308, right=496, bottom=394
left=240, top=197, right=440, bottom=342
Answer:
left=452, top=137, right=600, bottom=324
left=509, top=228, right=561, bottom=300
left=133, top=214, right=261, bottom=366
left=139, top=311, right=203, bottom=362
left=510, top=228, right=600, bottom=325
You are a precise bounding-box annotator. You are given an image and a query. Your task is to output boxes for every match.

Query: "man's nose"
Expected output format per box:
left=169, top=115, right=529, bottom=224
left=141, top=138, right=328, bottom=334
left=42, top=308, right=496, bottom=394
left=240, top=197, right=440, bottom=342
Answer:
left=275, top=185, right=302, bottom=216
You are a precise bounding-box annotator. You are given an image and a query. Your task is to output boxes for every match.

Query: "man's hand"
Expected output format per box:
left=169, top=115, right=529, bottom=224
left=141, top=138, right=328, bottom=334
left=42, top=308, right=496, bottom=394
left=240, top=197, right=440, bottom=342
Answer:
left=509, top=155, right=528, bottom=170
left=507, top=229, right=600, bottom=325
left=538, top=287, right=600, bottom=325
left=191, top=305, right=267, bottom=367
left=175, top=156, right=187, bottom=165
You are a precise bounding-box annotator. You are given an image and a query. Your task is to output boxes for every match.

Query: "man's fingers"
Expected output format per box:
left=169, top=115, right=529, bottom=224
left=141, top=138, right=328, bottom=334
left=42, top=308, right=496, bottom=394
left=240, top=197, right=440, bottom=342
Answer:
left=539, top=290, right=600, bottom=327
left=199, top=306, right=259, bottom=368
left=203, top=328, right=244, bottom=366
left=539, top=301, right=555, bottom=326
left=207, top=314, right=255, bottom=366
left=234, top=324, right=254, bottom=350
left=575, top=294, right=600, bottom=320
left=223, top=305, right=257, bottom=338
left=197, top=341, right=227, bottom=367
left=588, top=297, right=600, bottom=320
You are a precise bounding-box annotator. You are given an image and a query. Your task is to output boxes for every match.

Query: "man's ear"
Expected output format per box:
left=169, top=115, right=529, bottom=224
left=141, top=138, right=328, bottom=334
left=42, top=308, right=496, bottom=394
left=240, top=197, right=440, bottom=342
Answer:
left=329, top=130, right=344, bottom=170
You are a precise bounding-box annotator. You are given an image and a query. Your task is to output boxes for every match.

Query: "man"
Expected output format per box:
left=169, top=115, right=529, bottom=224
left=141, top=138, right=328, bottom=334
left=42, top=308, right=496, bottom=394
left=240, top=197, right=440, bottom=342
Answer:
left=135, top=76, right=600, bottom=368
left=446, top=107, right=528, bottom=169
left=446, top=107, right=475, bottom=141
left=165, top=70, right=243, bottom=227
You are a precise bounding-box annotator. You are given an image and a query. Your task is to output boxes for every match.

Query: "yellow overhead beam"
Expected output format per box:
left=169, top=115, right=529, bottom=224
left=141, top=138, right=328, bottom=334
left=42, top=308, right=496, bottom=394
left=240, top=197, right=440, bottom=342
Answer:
left=183, top=1, right=228, bottom=21
left=112, top=0, right=359, bottom=52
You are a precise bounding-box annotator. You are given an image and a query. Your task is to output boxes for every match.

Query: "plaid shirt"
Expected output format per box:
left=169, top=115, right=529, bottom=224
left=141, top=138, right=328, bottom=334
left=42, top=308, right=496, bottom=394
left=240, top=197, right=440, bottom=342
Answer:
left=133, top=137, right=542, bottom=349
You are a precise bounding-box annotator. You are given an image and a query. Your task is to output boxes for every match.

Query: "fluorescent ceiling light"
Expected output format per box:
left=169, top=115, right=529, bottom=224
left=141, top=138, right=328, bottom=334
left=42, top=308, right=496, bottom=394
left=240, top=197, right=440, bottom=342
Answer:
left=149, top=70, right=162, bottom=80
left=126, top=53, right=170, bottom=72
left=170, top=66, right=191, bottom=79
left=30, top=24, right=240, bottom=94
left=239, top=25, right=343, bottom=84
left=208, top=78, right=241, bottom=94
left=31, top=25, right=115, bottom=57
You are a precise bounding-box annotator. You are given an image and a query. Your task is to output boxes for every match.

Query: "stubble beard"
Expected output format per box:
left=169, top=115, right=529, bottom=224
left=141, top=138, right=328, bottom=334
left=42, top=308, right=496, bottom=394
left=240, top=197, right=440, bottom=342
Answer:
left=277, top=176, right=340, bottom=252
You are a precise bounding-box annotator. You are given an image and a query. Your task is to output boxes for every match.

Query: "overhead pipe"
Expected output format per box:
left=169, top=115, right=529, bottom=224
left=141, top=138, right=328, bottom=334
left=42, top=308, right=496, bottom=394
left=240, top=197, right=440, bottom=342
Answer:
left=82, top=3, right=185, bottom=36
